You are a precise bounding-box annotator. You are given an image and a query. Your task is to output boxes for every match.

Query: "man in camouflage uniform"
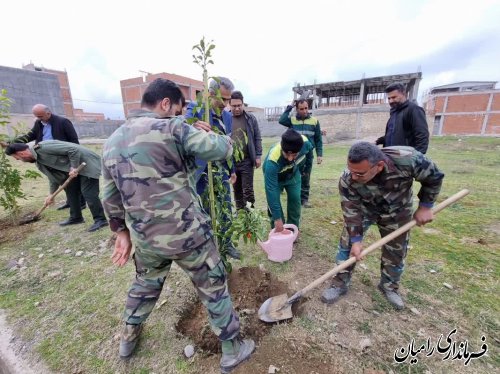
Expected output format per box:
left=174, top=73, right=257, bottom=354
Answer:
left=101, top=78, right=254, bottom=373
left=321, top=142, right=444, bottom=310
left=279, top=98, right=323, bottom=208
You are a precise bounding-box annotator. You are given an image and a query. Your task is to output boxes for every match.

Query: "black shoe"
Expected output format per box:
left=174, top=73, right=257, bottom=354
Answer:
left=59, top=217, right=85, bottom=226
left=57, top=202, right=71, bottom=210
left=88, top=220, right=109, bottom=232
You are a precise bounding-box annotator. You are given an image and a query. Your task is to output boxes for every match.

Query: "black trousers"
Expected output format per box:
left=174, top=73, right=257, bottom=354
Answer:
left=233, top=158, right=255, bottom=210
left=65, top=175, right=106, bottom=222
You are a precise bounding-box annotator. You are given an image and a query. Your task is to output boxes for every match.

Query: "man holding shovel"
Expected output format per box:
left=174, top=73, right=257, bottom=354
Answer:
left=321, top=142, right=444, bottom=310
left=4, top=141, right=108, bottom=232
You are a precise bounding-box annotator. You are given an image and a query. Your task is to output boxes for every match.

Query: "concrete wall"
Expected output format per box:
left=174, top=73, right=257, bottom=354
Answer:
left=0, top=66, right=64, bottom=115
left=3, top=107, right=433, bottom=142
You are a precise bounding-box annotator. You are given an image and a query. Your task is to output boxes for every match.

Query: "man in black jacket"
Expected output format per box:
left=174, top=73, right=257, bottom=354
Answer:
left=12, top=104, right=85, bottom=209
left=375, top=83, right=429, bottom=154
left=229, top=91, right=263, bottom=210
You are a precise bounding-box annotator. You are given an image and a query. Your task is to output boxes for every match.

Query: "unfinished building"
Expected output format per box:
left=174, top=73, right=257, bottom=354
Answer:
left=265, top=72, right=425, bottom=141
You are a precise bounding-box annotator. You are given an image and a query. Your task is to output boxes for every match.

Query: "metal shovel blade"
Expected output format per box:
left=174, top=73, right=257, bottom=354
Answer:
left=19, top=213, right=42, bottom=225
left=258, top=293, right=293, bottom=323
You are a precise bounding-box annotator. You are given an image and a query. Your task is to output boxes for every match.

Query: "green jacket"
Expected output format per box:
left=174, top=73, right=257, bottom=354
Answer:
left=30, top=140, right=101, bottom=193
left=263, top=136, right=313, bottom=221
left=278, top=105, right=323, bottom=157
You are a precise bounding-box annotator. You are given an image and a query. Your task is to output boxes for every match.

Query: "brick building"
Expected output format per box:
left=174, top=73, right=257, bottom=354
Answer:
left=0, top=63, right=106, bottom=121
left=120, top=72, right=203, bottom=117
left=423, top=81, right=500, bottom=135
left=22, top=63, right=75, bottom=118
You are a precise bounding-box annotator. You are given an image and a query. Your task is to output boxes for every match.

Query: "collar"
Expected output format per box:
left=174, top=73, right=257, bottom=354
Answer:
left=28, top=145, right=39, bottom=160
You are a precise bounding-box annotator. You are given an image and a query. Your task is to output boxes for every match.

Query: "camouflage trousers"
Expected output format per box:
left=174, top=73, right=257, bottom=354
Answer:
left=123, top=237, right=240, bottom=342
left=331, top=214, right=411, bottom=291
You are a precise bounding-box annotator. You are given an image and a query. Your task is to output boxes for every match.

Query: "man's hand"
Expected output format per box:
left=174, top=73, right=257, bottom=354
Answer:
left=193, top=120, right=212, bottom=132
left=255, top=158, right=261, bottom=168
left=317, top=156, right=323, bottom=165
left=413, top=206, right=434, bottom=226
left=274, top=219, right=284, bottom=233
left=44, top=195, right=55, bottom=207
left=111, top=230, right=132, bottom=267
left=350, top=242, right=364, bottom=261
left=321, top=130, right=327, bottom=136
left=68, top=167, right=79, bottom=178
left=229, top=173, right=237, bottom=185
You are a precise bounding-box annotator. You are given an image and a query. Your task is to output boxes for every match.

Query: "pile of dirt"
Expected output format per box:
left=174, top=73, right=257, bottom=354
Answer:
left=176, top=266, right=298, bottom=354
left=0, top=218, right=35, bottom=245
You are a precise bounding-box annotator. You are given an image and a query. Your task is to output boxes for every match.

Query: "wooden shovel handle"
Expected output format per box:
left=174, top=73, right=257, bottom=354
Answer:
left=290, top=189, right=470, bottom=301
left=33, top=162, right=87, bottom=217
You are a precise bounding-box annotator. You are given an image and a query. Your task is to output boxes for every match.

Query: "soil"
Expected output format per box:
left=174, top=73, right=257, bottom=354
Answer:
left=0, top=216, right=36, bottom=246
left=176, top=265, right=340, bottom=373
left=176, top=266, right=300, bottom=354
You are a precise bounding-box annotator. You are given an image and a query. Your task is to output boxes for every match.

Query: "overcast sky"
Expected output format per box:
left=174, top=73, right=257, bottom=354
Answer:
left=3, top=0, right=500, bottom=120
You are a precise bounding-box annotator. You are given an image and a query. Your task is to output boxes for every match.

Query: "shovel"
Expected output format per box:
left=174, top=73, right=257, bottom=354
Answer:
left=258, top=189, right=470, bottom=323
left=20, top=162, right=87, bottom=225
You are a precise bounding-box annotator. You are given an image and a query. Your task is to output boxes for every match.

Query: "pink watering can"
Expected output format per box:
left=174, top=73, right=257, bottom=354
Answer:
left=258, top=224, right=299, bottom=262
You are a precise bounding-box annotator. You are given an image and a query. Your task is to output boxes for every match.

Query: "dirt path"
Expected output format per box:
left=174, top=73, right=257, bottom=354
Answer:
left=0, top=310, right=50, bottom=374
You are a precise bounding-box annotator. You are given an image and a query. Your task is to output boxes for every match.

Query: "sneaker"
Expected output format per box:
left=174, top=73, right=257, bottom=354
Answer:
left=320, top=285, right=348, bottom=304
left=378, top=283, right=404, bottom=310
left=119, top=324, right=143, bottom=358
left=220, top=338, right=255, bottom=373
left=226, top=245, right=241, bottom=260
left=302, top=201, right=313, bottom=208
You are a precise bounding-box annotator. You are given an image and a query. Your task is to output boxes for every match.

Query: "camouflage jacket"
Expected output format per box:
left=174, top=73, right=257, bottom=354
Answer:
left=101, top=109, right=233, bottom=255
left=339, top=146, right=444, bottom=241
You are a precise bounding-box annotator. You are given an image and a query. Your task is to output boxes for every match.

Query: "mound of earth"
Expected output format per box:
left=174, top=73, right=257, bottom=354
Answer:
left=176, top=266, right=299, bottom=353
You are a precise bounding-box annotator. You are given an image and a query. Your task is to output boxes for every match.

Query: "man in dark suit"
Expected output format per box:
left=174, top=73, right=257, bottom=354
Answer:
left=12, top=104, right=85, bottom=210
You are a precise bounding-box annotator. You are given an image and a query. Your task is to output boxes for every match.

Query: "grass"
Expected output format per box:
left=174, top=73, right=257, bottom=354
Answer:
left=1, top=135, right=499, bottom=373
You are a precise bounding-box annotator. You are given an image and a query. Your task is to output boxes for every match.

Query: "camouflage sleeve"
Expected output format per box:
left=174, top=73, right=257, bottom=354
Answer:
left=339, top=170, right=364, bottom=242
left=181, top=122, right=233, bottom=161
left=411, top=151, right=445, bottom=207
left=100, top=158, right=127, bottom=232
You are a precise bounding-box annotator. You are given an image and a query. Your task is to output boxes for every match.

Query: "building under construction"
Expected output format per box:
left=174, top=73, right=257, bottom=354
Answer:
left=264, top=72, right=424, bottom=140
left=293, top=72, right=421, bottom=109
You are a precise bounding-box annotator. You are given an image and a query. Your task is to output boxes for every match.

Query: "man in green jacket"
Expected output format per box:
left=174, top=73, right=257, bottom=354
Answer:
left=263, top=128, right=313, bottom=232
left=5, top=141, right=108, bottom=232
left=279, top=99, right=323, bottom=208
